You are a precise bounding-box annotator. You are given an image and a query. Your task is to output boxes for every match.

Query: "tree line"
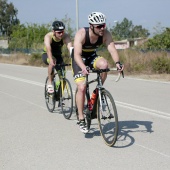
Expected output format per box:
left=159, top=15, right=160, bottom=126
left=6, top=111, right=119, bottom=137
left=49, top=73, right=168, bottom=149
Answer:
left=0, top=0, right=170, bottom=51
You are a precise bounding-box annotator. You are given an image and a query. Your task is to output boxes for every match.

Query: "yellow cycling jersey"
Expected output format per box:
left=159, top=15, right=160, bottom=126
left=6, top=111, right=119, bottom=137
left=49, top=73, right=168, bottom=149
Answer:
left=43, top=33, right=64, bottom=56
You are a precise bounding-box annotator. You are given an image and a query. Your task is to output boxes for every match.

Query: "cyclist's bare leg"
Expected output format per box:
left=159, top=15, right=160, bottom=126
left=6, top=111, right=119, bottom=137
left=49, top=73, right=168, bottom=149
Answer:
left=47, top=58, right=56, bottom=84
left=48, top=64, right=53, bottom=84
left=95, top=57, right=108, bottom=84
left=76, top=81, right=86, bottom=120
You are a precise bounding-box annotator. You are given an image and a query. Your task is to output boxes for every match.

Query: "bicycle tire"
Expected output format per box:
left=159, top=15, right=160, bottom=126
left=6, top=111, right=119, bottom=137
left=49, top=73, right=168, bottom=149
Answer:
left=44, top=77, right=56, bottom=112
left=60, top=78, right=73, bottom=119
left=97, top=89, right=118, bottom=147
left=75, top=88, right=91, bottom=129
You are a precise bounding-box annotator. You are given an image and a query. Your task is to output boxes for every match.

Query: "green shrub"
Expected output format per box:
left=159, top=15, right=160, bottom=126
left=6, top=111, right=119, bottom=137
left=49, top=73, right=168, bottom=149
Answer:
left=152, top=56, right=170, bottom=73
left=29, top=53, right=45, bottom=66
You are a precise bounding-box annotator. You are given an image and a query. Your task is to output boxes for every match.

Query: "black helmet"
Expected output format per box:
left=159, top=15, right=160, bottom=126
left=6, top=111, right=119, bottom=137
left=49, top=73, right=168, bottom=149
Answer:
left=52, top=21, right=65, bottom=31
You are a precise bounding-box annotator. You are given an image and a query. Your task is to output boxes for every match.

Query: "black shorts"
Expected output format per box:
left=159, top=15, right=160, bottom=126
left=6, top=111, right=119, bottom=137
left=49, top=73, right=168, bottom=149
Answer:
left=72, top=52, right=102, bottom=82
left=42, top=53, right=65, bottom=76
left=42, top=53, right=64, bottom=71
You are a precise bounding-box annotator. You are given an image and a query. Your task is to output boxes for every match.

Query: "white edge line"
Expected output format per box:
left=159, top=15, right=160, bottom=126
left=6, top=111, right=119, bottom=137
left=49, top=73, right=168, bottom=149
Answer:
left=1, top=63, right=170, bottom=84
left=1, top=73, right=170, bottom=119
left=116, top=101, right=170, bottom=119
left=0, top=74, right=44, bottom=87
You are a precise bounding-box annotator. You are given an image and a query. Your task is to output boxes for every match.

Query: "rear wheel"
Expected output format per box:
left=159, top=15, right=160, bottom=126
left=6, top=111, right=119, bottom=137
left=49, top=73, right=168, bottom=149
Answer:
left=60, top=78, right=73, bottom=119
left=97, top=89, right=118, bottom=147
left=44, top=77, right=56, bottom=112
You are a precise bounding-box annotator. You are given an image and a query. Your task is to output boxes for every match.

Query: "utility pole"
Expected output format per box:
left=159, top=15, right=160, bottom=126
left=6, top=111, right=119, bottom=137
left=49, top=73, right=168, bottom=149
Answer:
left=76, top=0, right=79, bottom=32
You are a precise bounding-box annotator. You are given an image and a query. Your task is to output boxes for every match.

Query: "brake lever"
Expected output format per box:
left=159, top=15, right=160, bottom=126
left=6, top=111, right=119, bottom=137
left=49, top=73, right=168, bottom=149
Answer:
left=118, top=63, right=124, bottom=78
left=121, top=71, right=124, bottom=78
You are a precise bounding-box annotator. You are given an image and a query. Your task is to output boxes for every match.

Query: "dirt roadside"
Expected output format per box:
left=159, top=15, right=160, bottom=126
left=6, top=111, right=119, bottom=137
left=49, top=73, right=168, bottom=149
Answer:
left=0, top=54, right=170, bottom=82
left=127, top=74, right=170, bottom=82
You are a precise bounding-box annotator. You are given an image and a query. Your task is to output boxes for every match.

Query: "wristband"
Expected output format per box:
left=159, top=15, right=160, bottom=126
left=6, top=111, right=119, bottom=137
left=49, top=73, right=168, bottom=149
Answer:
left=115, top=61, right=120, bottom=65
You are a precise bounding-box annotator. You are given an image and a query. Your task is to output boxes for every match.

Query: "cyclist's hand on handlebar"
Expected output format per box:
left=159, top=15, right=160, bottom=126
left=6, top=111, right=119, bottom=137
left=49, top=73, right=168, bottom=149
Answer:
left=81, top=66, right=90, bottom=75
left=49, top=58, right=56, bottom=66
left=116, top=62, right=124, bottom=71
left=116, top=62, right=124, bottom=78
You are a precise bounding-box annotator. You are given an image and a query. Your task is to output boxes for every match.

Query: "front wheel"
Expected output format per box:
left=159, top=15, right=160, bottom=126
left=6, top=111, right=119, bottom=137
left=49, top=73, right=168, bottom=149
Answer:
left=97, top=89, right=118, bottom=147
left=44, top=77, right=56, bottom=112
left=60, top=78, right=73, bottom=119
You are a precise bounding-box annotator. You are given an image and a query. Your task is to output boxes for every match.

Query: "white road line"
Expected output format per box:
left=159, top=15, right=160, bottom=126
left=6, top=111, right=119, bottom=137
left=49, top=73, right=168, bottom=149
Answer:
left=0, top=74, right=44, bottom=87
left=1, top=90, right=170, bottom=159
left=1, top=74, right=170, bottom=119
left=134, top=142, right=170, bottom=158
left=0, top=90, right=47, bottom=110
left=116, top=101, right=170, bottom=119
left=1, top=63, right=170, bottom=84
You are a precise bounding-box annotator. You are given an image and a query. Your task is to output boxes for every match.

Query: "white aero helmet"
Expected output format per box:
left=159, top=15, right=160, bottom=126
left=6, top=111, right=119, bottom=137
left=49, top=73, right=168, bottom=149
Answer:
left=88, top=12, right=106, bottom=25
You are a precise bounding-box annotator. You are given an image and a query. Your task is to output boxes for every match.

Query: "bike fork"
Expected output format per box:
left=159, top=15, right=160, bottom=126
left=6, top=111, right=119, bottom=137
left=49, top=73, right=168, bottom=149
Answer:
left=98, top=90, right=104, bottom=113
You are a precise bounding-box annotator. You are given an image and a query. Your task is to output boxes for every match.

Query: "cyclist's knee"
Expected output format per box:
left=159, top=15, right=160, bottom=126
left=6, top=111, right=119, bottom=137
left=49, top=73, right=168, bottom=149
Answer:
left=48, top=64, right=53, bottom=70
left=77, top=82, right=86, bottom=93
left=96, top=58, right=108, bottom=69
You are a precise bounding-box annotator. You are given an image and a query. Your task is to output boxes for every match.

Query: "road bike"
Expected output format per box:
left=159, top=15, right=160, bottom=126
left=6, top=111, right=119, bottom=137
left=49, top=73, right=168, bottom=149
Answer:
left=75, top=67, right=123, bottom=147
left=44, top=63, right=73, bottom=119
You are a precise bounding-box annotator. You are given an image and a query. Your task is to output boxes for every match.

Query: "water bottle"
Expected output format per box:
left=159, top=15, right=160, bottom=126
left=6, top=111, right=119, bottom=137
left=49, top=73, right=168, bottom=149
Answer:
left=90, top=89, right=98, bottom=105
left=55, top=81, right=60, bottom=92
left=90, top=89, right=98, bottom=119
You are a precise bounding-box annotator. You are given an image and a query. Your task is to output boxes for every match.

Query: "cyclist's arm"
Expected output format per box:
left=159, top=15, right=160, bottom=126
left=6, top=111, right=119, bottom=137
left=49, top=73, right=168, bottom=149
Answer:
left=74, top=28, right=87, bottom=72
left=44, top=32, right=54, bottom=65
left=63, top=33, right=73, bottom=56
left=104, top=30, right=124, bottom=71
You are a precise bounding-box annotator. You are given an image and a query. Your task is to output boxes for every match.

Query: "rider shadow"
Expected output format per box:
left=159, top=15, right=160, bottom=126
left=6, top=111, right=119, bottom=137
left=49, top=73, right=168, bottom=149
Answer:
left=114, top=120, right=154, bottom=148
left=51, top=104, right=75, bottom=115
left=84, top=121, right=102, bottom=138
left=84, top=120, right=153, bottom=148
left=52, top=108, right=63, bottom=114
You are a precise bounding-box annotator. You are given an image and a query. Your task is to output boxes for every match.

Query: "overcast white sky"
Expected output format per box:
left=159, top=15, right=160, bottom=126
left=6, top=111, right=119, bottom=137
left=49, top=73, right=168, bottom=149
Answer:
left=9, top=0, right=170, bottom=35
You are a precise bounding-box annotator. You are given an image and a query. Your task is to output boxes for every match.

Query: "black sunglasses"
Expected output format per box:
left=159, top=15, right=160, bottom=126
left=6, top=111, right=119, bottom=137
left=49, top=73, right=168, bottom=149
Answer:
left=94, top=24, right=106, bottom=29
left=55, top=31, right=64, bottom=34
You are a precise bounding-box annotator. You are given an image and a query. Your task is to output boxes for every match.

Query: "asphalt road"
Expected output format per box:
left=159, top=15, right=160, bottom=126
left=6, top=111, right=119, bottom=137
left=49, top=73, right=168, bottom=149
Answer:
left=0, top=63, right=170, bottom=170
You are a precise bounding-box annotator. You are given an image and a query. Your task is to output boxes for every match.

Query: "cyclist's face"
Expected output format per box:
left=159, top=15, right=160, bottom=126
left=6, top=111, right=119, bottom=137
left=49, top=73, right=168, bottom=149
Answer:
left=92, top=24, right=106, bottom=36
left=54, top=30, right=64, bottom=39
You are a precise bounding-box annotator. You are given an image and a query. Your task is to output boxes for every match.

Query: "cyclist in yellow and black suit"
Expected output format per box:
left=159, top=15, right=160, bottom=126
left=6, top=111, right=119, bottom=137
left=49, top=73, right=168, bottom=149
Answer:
left=42, top=21, right=72, bottom=93
left=72, top=27, right=103, bottom=82
left=72, top=12, right=124, bottom=133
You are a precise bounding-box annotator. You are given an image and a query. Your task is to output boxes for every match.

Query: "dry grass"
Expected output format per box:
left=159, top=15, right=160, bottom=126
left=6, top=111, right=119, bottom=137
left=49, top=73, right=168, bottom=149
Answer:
left=0, top=52, right=170, bottom=82
left=0, top=53, right=30, bottom=65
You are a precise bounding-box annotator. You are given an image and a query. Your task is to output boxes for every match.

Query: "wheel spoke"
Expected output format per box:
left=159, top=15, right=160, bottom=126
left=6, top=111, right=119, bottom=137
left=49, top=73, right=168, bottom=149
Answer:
left=97, top=89, right=118, bottom=147
left=61, top=79, right=73, bottom=119
left=44, top=77, right=56, bottom=112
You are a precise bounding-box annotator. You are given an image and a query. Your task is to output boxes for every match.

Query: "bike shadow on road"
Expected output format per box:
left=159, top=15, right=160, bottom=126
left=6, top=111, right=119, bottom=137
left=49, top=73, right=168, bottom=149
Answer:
left=84, top=121, right=103, bottom=138
left=82, top=120, right=154, bottom=148
left=114, top=120, right=154, bottom=148
left=51, top=109, right=154, bottom=148
left=49, top=105, right=74, bottom=115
